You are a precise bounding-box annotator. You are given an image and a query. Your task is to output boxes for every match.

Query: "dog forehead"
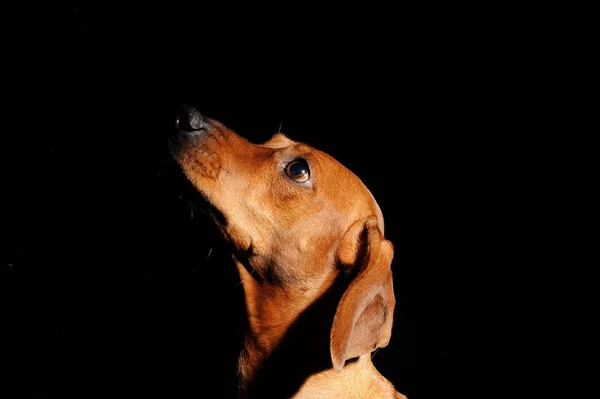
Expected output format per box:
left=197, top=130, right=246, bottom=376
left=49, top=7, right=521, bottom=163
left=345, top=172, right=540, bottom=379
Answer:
left=262, top=134, right=348, bottom=171
left=262, top=133, right=295, bottom=148
left=260, top=133, right=385, bottom=232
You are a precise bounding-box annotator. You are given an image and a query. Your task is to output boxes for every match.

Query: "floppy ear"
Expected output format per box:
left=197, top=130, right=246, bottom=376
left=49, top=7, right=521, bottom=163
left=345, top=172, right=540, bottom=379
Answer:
left=330, top=216, right=396, bottom=371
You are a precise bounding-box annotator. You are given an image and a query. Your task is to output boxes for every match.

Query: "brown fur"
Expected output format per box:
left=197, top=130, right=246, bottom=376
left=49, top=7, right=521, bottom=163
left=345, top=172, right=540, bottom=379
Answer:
left=171, top=108, right=407, bottom=398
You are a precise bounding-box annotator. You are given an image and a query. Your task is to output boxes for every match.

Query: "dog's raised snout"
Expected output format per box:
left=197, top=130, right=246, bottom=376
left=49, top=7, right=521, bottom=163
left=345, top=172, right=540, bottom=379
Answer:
left=176, top=105, right=208, bottom=131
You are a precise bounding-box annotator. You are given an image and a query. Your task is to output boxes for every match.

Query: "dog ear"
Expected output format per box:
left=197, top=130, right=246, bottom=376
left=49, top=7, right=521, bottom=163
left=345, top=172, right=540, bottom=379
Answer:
left=330, top=216, right=396, bottom=371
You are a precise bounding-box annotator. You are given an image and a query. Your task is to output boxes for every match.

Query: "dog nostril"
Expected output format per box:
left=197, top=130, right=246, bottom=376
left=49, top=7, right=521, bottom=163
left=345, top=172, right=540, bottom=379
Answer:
left=177, top=105, right=206, bottom=131
left=175, top=111, right=192, bottom=130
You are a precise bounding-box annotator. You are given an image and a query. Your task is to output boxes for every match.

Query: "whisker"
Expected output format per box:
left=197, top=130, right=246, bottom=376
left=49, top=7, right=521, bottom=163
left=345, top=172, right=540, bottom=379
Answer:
left=157, top=167, right=169, bottom=176
left=237, top=267, right=255, bottom=286
left=204, top=247, right=213, bottom=260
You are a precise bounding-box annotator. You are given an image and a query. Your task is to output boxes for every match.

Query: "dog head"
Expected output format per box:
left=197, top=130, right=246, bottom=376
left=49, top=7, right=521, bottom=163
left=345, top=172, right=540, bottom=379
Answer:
left=171, top=105, right=396, bottom=370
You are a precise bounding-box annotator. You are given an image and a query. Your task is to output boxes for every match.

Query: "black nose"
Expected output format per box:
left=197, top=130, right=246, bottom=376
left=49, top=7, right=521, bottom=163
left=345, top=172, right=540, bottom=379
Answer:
left=175, top=105, right=208, bottom=131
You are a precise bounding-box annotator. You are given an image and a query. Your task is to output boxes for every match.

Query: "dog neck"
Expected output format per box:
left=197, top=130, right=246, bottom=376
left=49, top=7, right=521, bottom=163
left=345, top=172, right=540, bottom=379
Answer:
left=233, top=261, right=399, bottom=399
left=234, top=260, right=337, bottom=383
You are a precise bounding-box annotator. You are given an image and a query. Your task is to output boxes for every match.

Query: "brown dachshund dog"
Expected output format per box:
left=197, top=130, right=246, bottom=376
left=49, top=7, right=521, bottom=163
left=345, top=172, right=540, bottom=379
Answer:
left=171, top=105, right=407, bottom=399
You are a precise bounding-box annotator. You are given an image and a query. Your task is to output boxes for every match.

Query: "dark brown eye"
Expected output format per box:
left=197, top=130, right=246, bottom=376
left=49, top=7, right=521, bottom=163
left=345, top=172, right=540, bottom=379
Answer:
left=285, top=160, right=310, bottom=182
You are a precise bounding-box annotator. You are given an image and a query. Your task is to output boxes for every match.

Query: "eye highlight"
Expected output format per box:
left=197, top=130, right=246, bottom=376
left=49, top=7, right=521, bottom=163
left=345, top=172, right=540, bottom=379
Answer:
left=285, top=159, right=310, bottom=183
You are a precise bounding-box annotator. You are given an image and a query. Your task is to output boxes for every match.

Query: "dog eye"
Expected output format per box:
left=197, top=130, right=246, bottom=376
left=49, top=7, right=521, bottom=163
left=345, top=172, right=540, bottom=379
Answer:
left=285, top=160, right=310, bottom=183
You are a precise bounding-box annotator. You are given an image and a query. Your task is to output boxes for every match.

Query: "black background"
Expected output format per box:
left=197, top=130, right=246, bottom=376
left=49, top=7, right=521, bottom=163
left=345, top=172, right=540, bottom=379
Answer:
left=2, top=3, right=597, bottom=399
